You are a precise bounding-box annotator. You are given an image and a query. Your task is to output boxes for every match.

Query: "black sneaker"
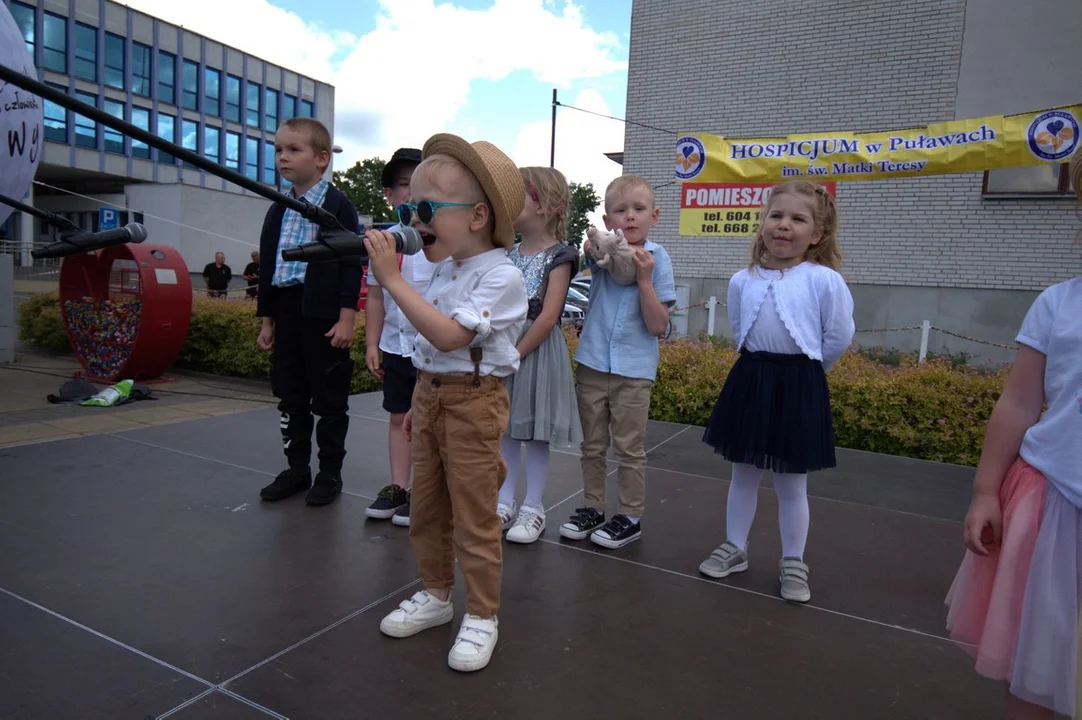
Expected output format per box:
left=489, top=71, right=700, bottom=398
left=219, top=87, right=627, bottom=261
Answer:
left=558, top=506, right=606, bottom=541
left=590, top=514, right=641, bottom=549
left=259, top=468, right=312, bottom=501
left=391, top=494, right=410, bottom=527
left=305, top=471, right=343, bottom=506
left=366, top=484, right=409, bottom=519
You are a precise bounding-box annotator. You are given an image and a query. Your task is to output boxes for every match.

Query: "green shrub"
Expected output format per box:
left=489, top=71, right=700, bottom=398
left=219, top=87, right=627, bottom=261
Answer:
left=17, top=292, right=71, bottom=353
left=19, top=293, right=1008, bottom=466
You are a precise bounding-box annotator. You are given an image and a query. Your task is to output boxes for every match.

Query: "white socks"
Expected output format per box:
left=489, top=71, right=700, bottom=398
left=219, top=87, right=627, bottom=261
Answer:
left=725, top=463, right=809, bottom=559
left=499, top=438, right=551, bottom=511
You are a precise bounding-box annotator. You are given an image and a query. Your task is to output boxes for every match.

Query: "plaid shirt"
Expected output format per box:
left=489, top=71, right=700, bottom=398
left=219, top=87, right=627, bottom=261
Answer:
left=273, top=179, right=330, bottom=287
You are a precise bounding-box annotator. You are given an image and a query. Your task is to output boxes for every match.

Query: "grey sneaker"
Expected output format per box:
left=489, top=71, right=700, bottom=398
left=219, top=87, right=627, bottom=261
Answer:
left=698, top=541, right=748, bottom=579
left=779, top=557, right=811, bottom=603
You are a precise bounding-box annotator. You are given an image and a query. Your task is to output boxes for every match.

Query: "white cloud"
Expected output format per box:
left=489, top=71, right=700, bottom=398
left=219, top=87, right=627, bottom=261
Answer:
left=122, top=0, right=627, bottom=187
left=511, top=88, right=624, bottom=231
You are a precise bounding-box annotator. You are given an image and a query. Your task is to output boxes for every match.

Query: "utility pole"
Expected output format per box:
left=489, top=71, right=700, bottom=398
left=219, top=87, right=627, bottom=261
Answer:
left=549, top=88, right=557, bottom=168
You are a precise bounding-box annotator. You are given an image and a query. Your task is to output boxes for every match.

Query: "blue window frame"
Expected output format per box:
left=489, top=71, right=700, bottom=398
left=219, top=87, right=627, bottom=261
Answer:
left=204, top=68, right=220, bottom=117
left=11, top=2, right=35, bottom=57
left=182, top=60, right=199, bottom=111
left=157, top=113, right=175, bottom=164
left=132, top=43, right=152, bottom=96
left=43, top=12, right=67, bottom=73
left=74, top=90, right=97, bottom=149
left=131, top=107, right=151, bottom=158
left=204, top=126, right=220, bottom=164
left=225, top=75, right=241, bottom=123
left=225, top=131, right=239, bottom=170
left=104, top=33, right=125, bottom=90
left=104, top=99, right=125, bottom=154
left=245, top=82, right=261, bottom=128
left=74, top=23, right=97, bottom=82
left=158, top=51, right=176, bottom=105
left=43, top=82, right=67, bottom=143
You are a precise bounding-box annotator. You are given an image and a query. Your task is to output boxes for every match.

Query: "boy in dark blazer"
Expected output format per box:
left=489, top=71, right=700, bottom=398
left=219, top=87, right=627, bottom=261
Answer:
left=255, top=117, right=361, bottom=506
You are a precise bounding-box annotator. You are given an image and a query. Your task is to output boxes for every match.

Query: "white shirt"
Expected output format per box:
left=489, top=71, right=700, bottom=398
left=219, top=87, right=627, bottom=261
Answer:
left=728, top=262, right=855, bottom=370
left=411, top=248, right=528, bottom=378
left=744, top=288, right=804, bottom=355
left=1016, top=277, right=1082, bottom=508
left=366, top=235, right=439, bottom=357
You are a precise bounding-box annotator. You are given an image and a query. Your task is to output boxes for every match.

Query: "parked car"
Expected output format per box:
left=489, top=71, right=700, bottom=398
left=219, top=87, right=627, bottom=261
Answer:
left=565, top=286, right=590, bottom=312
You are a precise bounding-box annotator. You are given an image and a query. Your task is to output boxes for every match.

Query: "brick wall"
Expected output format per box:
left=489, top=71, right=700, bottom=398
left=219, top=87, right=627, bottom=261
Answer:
left=623, top=0, right=1080, bottom=294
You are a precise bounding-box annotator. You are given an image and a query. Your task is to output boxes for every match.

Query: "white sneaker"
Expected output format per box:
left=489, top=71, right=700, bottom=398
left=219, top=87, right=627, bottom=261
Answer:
left=379, top=590, right=453, bottom=638
left=497, top=500, right=517, bottom=530
left=506, top=504, right=545, bottom=544
left=447, top=614, right=498, bottom=672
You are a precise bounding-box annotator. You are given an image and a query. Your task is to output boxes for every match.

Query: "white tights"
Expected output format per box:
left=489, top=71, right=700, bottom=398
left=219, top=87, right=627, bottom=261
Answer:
left=725, top=462, right=810, bottom=560
left=499, top=437, right=550, bottom=511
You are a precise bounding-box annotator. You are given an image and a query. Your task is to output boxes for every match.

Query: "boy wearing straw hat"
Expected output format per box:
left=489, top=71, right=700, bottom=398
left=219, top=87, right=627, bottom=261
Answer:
left=363, top=133, right=528, bottom=672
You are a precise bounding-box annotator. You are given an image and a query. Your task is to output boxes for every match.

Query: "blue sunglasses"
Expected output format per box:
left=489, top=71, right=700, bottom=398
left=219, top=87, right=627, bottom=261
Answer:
left=395, top=200, right=475, bottom=226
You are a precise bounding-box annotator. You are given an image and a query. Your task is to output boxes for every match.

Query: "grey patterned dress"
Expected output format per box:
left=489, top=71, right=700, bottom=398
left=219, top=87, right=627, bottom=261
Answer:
left=504, top=242, right=583, bottom=447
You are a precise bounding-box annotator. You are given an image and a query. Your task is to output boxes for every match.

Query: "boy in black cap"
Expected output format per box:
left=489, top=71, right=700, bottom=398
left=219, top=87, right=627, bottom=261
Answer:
left=363, top=148, right=439, bottom=525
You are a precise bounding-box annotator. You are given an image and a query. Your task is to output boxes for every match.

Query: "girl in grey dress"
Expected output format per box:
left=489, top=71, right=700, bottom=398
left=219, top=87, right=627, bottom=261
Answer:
left=498, top=167, right=583, bottom=544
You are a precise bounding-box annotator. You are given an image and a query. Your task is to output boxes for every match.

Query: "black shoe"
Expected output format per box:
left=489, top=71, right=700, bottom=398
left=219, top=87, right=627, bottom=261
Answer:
left=365, top=484, right=409, bottom=519
left=558, top=506, right=606, bottom=541
left=306, top=471, right=343, bottom=506
left=391, top=494, right=410, bottom=527
left=260, top=468, right=312, bottom=501
left=590, top=514, right=641, bottom=549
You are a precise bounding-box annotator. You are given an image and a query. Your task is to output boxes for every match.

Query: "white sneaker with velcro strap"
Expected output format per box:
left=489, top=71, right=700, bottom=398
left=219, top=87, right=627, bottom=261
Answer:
left=779, top=557, right=811, bottom=603
left=447, top=614, right=499, bottom=672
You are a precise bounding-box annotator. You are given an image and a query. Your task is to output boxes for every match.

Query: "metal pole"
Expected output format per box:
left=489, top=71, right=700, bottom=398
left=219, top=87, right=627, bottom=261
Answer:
left=550, top=88, right=557, bottom=168
left=0, top=63, right=341, bottom=230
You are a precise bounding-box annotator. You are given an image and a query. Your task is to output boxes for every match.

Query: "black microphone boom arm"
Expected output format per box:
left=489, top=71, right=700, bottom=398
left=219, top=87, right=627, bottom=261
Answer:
left=0, top=63, right=342, bottom=231
left=0, top=191, right=83, bottom=235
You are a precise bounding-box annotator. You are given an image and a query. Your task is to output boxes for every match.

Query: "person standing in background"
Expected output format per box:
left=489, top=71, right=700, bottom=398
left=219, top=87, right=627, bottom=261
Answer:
left=203, top=251, right=232, bottom=298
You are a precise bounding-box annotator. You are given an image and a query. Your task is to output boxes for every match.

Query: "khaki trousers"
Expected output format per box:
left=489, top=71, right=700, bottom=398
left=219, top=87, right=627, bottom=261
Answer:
left=408, top=372, right=507, bottom=618
left=575, top=364, right=653, bottom=517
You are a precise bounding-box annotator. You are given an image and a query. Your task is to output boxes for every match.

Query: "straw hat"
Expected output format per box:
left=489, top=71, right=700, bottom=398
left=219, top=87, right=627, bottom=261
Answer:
left=422, top=133, right=525, bottom=249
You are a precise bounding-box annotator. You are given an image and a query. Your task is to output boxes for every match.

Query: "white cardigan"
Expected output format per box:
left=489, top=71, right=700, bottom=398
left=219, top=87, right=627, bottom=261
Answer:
left=728, top=262, right=855, bottom=371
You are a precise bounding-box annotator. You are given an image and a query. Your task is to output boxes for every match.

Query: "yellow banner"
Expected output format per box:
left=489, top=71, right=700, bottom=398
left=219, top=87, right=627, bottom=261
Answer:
left=675, top=105, right=1081, bottom=184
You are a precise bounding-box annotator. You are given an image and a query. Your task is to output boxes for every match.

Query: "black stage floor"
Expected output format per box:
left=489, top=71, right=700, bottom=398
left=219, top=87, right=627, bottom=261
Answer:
left=0, top=392, right=999, bottom=719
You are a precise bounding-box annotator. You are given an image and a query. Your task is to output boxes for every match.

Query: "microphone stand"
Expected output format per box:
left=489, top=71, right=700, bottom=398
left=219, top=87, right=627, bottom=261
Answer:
left=0, top=190, right=85, bottom=237
left=0, top=63, right=343, bottom=235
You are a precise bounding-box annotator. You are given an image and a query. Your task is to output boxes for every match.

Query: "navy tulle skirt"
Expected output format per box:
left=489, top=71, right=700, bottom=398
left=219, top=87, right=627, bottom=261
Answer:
left=702, top=350, right=836, bottom=474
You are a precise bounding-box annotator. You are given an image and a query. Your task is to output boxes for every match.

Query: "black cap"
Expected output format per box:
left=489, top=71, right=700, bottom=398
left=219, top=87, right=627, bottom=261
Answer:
left=381, top=147, right=423, bottom=188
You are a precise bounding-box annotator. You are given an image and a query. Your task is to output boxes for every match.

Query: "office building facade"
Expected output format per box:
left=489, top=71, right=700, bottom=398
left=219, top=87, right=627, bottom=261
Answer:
left=2, top=0, right=338, bottom=275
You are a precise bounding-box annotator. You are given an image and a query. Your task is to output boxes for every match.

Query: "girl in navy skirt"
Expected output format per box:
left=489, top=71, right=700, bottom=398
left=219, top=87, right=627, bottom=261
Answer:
left=700, top=179, right=855, bottom=603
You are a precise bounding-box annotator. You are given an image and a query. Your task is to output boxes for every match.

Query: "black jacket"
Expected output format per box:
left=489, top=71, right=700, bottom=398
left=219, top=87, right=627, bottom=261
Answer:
left=255, top=184, right=362, bottom=320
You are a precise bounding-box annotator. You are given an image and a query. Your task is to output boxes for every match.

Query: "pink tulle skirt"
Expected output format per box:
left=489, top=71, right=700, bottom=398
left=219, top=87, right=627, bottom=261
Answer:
left=945, top=457, right=1081, bottom=717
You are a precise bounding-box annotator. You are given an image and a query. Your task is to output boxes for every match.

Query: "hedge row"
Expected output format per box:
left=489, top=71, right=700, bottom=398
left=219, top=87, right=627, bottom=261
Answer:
left=18, top=292, right=1008, bottom=466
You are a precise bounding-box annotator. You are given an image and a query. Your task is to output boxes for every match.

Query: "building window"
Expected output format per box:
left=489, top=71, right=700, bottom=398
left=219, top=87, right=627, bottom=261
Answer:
left=158, top=51, right=176, bottom=105
left=181, top=120, right=198, bottom=169
left=104, top=33, right=125, bottom=90
left=246, top=82, right=261, bottom=128
left=225, top=75, right=241, bottom=123
left=157, top=113, right=176, bottom=164
left=282, top=94, right=296, bottom=121
left=132, top=43, right=151, bottom=96
left=131, top=107, right=151, bottom=158
left=11, top=2, right=34, bottom=57
left=204, top=126, right=220, bottom=164
left=43, top=12, right=67, bottom=73
left=74, top=23, right=97, bottom=82
left=182, top=60, right=199, bottom=111
left=225, top=131, right=240, bottom=170
left=204, top=68, right=220, bottom=117
left=74, top=91, right=97, bottom=149
left=983, top=166, right=1075, bottom=197
left=43, top=82, right=67, bottom=143
left=263, top=140, right=276, bottom=184
left=245, top=136, right=259, bottom=180
left=264, top=88, right=278, bottom=133
left=300, top=99, right=313, bottom=118
left=103, top=99, right=125, bottom=154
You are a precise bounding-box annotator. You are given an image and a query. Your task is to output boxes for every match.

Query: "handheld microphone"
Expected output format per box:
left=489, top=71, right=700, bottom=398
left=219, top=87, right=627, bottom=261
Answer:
left=31, top=223, right=149, bottom=260
left=280, top=224, right=425, bottom=263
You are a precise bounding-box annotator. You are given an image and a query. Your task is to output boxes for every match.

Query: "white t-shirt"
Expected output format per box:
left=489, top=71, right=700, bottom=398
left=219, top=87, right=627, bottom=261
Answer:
left=366, top=225, right=440, bottom=357
left=411, top=248, right=527, bottom=378
left=1016, top=276, right=1082, bottom=508
left=744, top=286, right=803, bottom=355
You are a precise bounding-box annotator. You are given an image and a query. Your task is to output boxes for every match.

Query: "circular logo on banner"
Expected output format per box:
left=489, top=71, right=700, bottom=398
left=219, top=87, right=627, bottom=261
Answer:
left=675, top=136, right=706, bottom=180
left=1026, top=109, right=1078, bottom=162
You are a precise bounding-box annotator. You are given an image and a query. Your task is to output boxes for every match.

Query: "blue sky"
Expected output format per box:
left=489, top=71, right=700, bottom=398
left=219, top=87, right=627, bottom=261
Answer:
left=126, top=0, right=633, bottom=215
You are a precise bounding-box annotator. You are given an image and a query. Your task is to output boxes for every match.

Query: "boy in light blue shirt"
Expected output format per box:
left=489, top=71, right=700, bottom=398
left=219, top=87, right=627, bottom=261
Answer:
left=559, top=175, right=676, bottom=549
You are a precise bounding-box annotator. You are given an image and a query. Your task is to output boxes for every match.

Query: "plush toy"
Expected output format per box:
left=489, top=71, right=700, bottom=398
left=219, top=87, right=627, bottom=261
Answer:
left=584, top=227, right=638, bottom=285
